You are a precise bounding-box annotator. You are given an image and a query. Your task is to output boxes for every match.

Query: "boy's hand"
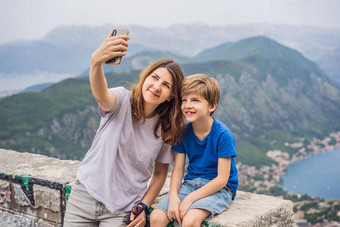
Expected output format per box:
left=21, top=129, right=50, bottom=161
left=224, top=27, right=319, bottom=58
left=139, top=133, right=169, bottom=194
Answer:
left=179, top=195, right=195, bottom=220
left=167, top=196, right=182, bottom=225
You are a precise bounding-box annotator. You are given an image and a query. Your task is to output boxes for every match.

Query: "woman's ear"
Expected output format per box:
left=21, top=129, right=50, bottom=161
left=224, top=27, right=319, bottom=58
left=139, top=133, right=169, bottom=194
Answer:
left=167, top=95, right=173, bottom=102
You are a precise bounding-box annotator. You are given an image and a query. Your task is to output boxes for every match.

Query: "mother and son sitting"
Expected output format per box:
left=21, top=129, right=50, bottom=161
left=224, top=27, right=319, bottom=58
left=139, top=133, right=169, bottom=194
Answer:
left=63, top=30, right=238, bottom=227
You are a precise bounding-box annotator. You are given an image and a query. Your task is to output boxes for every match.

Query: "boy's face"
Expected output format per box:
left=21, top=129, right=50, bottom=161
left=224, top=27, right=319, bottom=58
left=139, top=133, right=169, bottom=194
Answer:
left=181, top=93, right=216, bottom=122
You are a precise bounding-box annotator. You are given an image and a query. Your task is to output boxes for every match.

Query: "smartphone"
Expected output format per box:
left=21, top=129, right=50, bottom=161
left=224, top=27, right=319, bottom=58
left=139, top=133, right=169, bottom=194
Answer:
left=105, top=28, right=129, bottom=65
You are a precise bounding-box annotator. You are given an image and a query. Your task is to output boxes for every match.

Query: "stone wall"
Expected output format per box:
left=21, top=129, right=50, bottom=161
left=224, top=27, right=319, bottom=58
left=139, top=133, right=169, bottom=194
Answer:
left=0, top=149, right=79, bottom=226
left=0, top=149, right=296, bottom=227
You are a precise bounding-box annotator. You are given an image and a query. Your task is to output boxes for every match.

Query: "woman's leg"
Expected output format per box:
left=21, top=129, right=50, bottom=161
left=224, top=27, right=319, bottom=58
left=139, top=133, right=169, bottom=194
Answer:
left=98, top=211, right=128, bottom=227
left=150, top=208, right=171, bottom=227
left=63, top=180, right=98, bottom=227
left=181, top=208, right=210, bottom=227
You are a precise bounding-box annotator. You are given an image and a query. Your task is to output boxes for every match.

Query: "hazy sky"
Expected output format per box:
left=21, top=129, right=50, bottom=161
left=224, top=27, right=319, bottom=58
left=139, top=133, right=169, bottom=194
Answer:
left=0, top=0, right=339, bottom=44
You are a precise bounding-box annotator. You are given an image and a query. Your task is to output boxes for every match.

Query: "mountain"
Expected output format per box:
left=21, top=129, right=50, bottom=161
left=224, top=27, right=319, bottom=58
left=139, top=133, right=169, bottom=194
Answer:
left=1, top=23, right=340, bottom=76
left=317, top=47, right=340, bottom=85
left=77, top=50, right=190, bottom=76
left=0, top=39, right=147, bottom=75
left=40, top=23, right=340, bottom=60
left=192, top=42, right=234, bottom=62
left=0, top=41, right=81, bottom=74
left=23, top=83, right=54, bottom=92
left=0, top=71, right=140, bottom=159
left=193, top=36, right=309, bottom=63
left=0, top=36, right=339, bottom=168
left=182, top=56, right=339, bottom=164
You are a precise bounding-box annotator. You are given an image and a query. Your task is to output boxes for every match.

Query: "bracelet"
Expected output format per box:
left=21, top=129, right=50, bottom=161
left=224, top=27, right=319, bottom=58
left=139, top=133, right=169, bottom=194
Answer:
left=137, top=202, right=149, bottom=214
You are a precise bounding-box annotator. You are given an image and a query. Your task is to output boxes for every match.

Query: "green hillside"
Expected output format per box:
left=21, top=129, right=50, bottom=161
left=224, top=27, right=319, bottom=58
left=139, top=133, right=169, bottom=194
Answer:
left=182, top=57, right=340, bottom=166
left=317, top=46, right=340, bottom=85
left=0, top=36, right=339, bottom=167
left=0, top=71, right=139, bottom=159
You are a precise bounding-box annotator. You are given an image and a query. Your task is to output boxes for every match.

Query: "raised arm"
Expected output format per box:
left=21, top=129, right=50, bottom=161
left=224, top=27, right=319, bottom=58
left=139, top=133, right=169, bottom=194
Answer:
left=90, top=32, right=129, bottom=112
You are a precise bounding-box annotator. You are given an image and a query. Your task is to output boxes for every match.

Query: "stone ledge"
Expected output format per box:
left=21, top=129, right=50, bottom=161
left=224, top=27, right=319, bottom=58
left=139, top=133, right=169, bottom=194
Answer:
left=153, top=177, right=296, bottom=227
left=0, top=149, right=80, bottom=226
left=0, top=149, right=296, bottom=226
left=0, top=149, right=80, bottom=183
left=208, top=191, right=295, bottom=226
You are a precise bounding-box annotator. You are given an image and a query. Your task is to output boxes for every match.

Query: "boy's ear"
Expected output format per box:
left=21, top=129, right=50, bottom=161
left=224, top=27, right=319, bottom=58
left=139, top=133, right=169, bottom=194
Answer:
left=209, top=102, right=217, bottom=113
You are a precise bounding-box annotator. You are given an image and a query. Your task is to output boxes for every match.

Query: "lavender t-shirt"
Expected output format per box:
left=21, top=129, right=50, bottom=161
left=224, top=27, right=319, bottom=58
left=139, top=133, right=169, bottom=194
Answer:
left=77, top=87, right=174, bottom=214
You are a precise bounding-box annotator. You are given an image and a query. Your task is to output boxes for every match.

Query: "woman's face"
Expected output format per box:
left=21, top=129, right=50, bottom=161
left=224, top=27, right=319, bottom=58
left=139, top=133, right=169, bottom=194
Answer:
left=142, top=67, right=173, bottom=107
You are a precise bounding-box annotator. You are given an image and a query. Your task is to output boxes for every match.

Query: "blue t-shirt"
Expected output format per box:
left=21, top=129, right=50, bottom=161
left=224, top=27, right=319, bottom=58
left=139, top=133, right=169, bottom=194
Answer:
left=172, top=118, right=238, bottom=200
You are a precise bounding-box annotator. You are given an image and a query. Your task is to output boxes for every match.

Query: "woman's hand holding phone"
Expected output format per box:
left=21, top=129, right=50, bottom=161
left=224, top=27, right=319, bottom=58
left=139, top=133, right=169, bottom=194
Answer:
left=91, top=29, right=130, bottom=67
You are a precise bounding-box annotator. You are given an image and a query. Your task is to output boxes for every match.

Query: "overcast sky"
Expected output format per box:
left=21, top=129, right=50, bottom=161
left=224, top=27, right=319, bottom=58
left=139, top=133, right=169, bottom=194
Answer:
left=0, top=0, right=339, bottom=44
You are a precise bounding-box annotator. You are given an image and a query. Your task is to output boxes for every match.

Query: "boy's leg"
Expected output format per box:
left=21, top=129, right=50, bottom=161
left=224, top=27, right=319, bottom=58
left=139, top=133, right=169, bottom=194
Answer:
left=151, top=179, right=197, bottom=226
left=188, top=180, right=233, bottom=219
left=150, top=208, right=171, bottom=227
left=182, top=208, right=210, bottom=227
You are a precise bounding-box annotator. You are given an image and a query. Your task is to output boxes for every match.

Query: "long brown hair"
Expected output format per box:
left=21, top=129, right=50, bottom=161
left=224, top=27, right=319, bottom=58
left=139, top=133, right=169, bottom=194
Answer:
left=131, top=58, right=184, bottom=145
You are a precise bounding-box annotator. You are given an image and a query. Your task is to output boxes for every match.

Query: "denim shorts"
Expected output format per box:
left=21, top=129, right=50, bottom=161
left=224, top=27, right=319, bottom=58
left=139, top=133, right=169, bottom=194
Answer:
left=156, top=178, right=232, bottom=219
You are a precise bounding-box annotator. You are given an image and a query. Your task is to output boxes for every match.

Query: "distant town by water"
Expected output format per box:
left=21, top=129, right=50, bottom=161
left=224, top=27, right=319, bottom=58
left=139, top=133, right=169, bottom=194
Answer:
left=281, top=147, right=340, bottom=200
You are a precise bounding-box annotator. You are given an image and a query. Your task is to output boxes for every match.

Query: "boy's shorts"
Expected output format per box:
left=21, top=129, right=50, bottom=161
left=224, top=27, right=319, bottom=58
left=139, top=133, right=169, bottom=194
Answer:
left=156, top=178, right=233, bottom=219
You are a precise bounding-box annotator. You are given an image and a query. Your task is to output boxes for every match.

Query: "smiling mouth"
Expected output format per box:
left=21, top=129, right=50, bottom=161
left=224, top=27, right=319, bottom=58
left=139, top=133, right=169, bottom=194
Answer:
left=184, top=111, right=196, bottom=115
left=148, top=89, right=160, bottom=97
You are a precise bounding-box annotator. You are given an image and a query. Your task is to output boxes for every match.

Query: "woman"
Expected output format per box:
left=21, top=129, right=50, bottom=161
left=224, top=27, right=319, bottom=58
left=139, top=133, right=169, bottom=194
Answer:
left=64, top=31, right=184, bottom=227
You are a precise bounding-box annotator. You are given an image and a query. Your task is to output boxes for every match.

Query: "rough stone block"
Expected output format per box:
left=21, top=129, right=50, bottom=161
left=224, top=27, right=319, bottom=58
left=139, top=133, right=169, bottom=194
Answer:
left=207, top=191, right=296, bottom=227
left=0, top=179, right=11, bottom=203
left=0, top=149, right=80, bottom=184
left=0, top=207, right=58, bottom=227
left=0, top=149, right=79, bottom=226
left=33, top=184, right=61, bottom=212
left=33, top=185, right=61, bottom=212
left=0, top=208, right=35, bottom=227
left=13, top=183, right=32, bottom=207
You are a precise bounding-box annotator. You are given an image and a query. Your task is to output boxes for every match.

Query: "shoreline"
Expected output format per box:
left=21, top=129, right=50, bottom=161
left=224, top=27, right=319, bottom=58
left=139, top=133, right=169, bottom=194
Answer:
left=287, top=132, right=340, bottom=165
left=238, top=131, right=340, bottom=201
left=267, top=131, right=340, bottom=187
left=280, top=147, right=340, bottom=200
left=235, top=132, right=340, bottom=226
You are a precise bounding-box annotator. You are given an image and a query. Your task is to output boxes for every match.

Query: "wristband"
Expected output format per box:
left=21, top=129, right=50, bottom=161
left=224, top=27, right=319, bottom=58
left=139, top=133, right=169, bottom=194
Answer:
left=137, top=202, right=149, bottom=214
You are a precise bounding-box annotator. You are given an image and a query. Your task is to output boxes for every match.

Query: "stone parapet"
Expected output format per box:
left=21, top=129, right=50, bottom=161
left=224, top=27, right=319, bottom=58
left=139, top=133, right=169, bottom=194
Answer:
left=0, top=149, right=296, bottom=226
left=0, top=149, right=80, bottom=226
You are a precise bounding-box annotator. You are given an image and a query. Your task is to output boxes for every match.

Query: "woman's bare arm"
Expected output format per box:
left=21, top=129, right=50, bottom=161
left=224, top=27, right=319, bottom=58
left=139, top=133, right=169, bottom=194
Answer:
left=90, top=32, right=129, bottom=112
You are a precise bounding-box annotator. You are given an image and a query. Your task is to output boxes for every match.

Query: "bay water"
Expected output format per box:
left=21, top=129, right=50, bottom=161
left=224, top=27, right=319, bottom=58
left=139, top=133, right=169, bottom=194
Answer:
left=281, top=147, right=340, bottom=200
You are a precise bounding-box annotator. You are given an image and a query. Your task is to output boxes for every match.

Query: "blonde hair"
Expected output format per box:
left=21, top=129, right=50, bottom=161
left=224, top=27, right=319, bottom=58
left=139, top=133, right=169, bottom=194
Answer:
left=181, top=74, right=220, bottom=116
left=131, top=58, right=185, bottom=145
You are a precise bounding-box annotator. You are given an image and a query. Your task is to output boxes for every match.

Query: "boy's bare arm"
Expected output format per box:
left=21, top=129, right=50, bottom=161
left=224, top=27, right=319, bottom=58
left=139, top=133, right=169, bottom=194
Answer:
left=168, top=152, right=186, bottom=224
left=169, top=152, right=186, bottom=196
left=179, top=157, right=231, bottom=218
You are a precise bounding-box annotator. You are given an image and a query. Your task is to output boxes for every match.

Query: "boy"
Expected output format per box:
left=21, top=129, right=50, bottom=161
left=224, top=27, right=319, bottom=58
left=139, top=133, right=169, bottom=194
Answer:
left=150, top=74, right=238, bottom=226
